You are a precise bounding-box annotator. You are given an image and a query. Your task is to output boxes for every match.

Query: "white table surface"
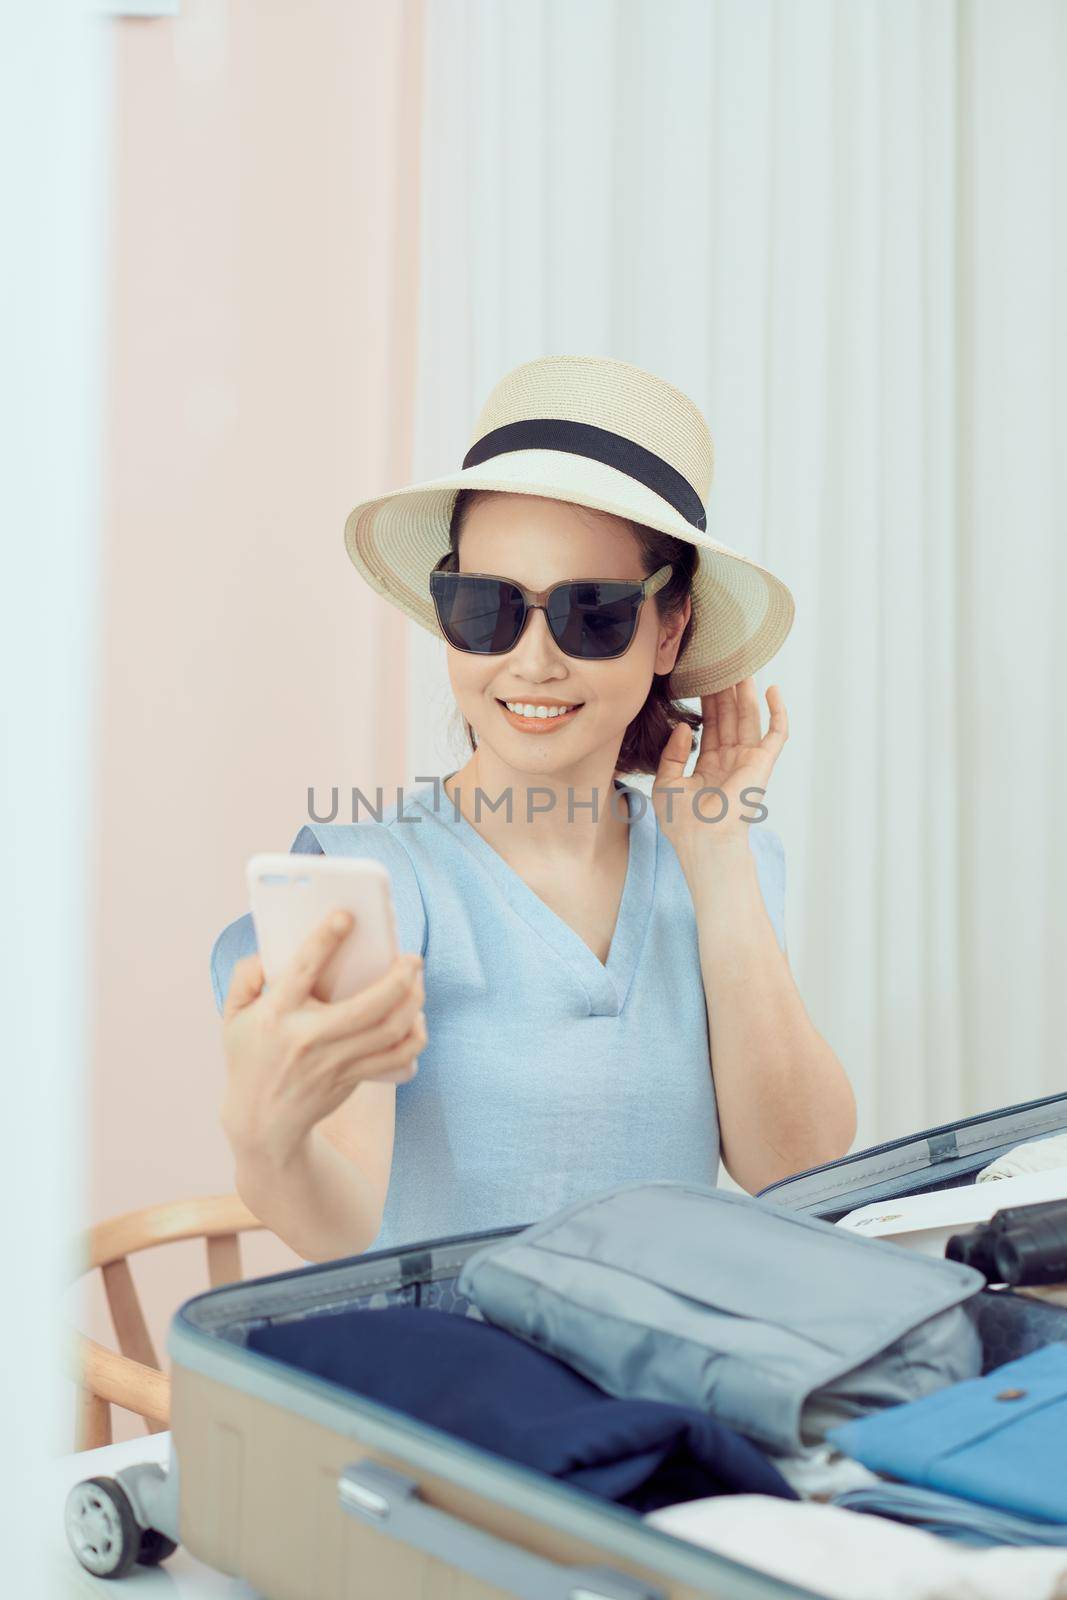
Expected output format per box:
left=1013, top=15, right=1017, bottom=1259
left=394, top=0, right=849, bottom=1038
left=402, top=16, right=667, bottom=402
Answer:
left=51, top=1432, right=258, bottom=1597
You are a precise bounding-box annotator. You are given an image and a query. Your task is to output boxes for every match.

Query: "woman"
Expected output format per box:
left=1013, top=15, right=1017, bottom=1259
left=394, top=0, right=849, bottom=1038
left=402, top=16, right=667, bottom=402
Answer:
left=213, top=355, right=856, bottom=1262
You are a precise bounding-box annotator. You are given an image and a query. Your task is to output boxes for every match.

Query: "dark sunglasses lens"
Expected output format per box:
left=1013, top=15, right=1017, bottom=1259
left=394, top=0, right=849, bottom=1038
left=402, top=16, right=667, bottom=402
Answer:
left=430, top=573, right=525, bottom=653
left=546, top=582, right=641, bottom=659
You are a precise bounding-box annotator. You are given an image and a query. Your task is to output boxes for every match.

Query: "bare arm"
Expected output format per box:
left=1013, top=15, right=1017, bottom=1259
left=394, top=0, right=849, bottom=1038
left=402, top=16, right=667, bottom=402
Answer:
left=232, top=1118, right=388, bottom=1263
left=652, top=678, right=856, bottom=1194
left=688, top=838, right=856, bottom=1192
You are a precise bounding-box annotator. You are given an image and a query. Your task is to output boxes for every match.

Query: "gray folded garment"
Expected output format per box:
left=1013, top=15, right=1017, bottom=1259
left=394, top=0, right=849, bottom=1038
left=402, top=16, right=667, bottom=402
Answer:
left=457, top=1181, right=986, bottom=1457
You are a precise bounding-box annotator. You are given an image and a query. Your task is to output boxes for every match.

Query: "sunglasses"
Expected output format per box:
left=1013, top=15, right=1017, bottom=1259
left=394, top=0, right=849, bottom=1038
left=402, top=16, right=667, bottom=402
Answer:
left=428, top=557, right=673, bottom=661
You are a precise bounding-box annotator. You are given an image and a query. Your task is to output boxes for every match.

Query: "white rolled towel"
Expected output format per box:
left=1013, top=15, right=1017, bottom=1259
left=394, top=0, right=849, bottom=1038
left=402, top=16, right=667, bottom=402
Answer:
left=645, top=1495, right=1067, bottom=1600
left=976, top=1131, right=1067, bottom=1182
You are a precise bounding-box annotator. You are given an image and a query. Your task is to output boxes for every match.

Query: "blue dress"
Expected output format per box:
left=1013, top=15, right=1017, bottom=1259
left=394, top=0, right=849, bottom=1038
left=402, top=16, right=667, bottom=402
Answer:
left=210, top=776, right=787, bottom=1254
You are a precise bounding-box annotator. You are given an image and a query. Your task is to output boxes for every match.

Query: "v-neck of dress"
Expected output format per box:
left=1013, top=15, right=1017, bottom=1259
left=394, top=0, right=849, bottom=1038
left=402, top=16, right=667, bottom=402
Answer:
left=409, top=773, right=657, bottom=1018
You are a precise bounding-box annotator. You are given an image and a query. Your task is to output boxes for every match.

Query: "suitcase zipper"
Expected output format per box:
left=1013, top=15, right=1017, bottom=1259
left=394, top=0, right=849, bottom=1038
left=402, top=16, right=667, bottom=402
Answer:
left=757, top=1090, right=1067, bottom=1199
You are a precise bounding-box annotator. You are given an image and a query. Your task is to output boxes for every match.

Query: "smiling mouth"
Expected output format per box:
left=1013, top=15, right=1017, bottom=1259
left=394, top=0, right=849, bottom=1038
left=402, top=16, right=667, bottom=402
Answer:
left=495, top=698, right=586, bottom=724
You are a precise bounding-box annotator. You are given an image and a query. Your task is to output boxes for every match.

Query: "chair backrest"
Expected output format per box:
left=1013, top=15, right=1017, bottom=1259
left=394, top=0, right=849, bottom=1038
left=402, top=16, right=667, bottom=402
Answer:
left=70, top=1194, right=267, bottom=1452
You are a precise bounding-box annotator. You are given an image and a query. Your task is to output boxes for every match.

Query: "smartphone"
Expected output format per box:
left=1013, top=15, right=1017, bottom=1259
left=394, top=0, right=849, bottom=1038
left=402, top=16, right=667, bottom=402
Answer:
left=246, top=853, right=400, bottom=1004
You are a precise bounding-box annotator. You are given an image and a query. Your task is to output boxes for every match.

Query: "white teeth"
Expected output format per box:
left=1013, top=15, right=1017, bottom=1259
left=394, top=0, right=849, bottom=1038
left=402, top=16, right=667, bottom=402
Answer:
left=503, top=701, right=579, bottom=719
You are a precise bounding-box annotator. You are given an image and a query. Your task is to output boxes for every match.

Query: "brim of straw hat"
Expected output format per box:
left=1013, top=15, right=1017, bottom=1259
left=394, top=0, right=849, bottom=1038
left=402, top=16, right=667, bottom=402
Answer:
left=343, top=448, right=794, bottom=700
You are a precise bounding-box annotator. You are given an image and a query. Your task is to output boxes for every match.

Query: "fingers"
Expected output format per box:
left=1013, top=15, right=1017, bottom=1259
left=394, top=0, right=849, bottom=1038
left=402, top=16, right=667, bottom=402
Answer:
left=313, top=952, right=424, bottom=1046
left=354, top=967, right=425, bottom=1060
left=223, top=953, right=265, bottom=1021
left=700, top=679, right=765, bottom=754
left=735, top=676, right=762, bottom=746
left=692, top=680, right=788, bottom=784
left=760, top=684, right=790, bottom=754
left=699, top=692, right=720, bottom=751
left=653, top=721, right=694, bottom=789
left=317, top=982, right=427, bottom=1085
left=716, top=684, right=738, bottom=748
left=358, top=1004, right=425, bottom=1081
left=268, top=909, right=357, bottom=1013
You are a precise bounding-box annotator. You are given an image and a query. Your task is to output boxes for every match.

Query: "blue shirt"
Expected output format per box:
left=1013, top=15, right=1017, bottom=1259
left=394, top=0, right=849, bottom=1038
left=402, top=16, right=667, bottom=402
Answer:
left=210, top=776, right=788, bottom=1254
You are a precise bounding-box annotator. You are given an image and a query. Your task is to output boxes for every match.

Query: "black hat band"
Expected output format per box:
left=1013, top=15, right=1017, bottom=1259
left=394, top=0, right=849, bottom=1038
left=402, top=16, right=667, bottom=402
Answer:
left=462, top=418, right=707, bottom=533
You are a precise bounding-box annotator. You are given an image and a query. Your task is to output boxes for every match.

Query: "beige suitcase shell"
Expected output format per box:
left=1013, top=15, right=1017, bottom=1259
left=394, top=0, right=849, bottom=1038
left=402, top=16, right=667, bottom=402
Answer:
left=64, top=1091, right=1067, bottom=1597
left=96, top=1226, right=833, bottom=1598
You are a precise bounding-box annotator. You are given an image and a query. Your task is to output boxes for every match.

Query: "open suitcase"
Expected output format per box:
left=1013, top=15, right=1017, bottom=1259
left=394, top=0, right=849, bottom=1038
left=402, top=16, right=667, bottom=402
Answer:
left=65, top=1089, right=1067, bottom=1597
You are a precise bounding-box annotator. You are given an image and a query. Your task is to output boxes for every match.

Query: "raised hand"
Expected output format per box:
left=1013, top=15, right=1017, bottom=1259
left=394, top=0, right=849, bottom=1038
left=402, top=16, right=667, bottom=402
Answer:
left=651, top=677, right=789, bottom=872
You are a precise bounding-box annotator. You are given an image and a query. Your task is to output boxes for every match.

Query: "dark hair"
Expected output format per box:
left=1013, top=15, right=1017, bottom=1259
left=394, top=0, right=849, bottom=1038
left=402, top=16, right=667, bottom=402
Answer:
left=442, top=489, right=701, bottom=776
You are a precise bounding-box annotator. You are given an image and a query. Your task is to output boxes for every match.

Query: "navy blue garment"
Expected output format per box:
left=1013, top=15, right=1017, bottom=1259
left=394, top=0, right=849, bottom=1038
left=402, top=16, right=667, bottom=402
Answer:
left=245, top=1306, right=797, bottom=1514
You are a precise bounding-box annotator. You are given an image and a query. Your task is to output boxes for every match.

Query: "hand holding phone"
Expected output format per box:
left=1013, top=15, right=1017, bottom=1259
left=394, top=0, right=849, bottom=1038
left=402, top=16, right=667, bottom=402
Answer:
left=217, top=855, right=427, bottom=1170
left=246, top=853, right=399, bottom=1003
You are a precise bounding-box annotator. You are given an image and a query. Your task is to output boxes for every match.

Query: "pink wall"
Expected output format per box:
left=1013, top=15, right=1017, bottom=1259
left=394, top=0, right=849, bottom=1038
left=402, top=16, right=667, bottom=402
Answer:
left=78, top=0, right=424, bottom=1444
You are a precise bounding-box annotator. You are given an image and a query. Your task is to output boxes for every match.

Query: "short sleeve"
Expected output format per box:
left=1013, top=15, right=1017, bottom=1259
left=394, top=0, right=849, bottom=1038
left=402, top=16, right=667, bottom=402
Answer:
left=210, top=909, right=259, bottom=1018
left=208, top=821, right=428, bottom=1019
left=748, top=824, right=788, bottom=957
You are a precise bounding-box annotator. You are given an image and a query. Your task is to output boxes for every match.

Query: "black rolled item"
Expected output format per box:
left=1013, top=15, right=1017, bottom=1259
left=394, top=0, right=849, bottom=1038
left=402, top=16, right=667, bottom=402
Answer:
left=986, top=1198, right=1067, bottom=1235
left=946, top=1198, right=1067, bottom=1286
left=992, top=1208, right=1067, bottom=1287
left=945, top=1228, right=999, bottom=1278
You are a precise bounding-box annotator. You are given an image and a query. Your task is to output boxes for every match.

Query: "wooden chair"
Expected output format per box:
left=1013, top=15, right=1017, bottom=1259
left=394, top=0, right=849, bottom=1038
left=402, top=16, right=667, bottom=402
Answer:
left=69, top=1195, right=268, bottom=1453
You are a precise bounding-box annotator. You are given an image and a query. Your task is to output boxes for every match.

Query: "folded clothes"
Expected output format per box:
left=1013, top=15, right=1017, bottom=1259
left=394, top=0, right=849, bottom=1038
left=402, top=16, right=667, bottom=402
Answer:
left=245, top=1305, right=797, bottom=1513
left=827, top=1343, right=1067, bottom=1525
left=457, top=1179, right=985, bottom=1455
left=773, top=1442, right=884, bottom=1500
left=978, top=1131, right=1067, bottom=1182
left=645, top=1494, right=1067, bottom=1600
left=832, top=1484, right=1067, bottom=1549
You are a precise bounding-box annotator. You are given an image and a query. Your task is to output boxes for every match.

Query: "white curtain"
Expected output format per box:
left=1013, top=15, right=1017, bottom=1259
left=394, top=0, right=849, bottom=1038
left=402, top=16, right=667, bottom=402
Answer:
left=405, top=0, right=1067, bottom=1149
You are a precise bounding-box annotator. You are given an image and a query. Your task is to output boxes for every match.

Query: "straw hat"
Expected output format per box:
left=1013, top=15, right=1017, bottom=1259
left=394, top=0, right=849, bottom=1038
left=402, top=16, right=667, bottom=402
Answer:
left=343, top=354, right=794, bottom=699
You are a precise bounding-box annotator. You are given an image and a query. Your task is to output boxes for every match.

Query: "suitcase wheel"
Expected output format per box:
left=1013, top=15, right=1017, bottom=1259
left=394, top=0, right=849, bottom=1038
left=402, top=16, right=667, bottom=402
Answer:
left=64, top=1475, right=177, bottom=1580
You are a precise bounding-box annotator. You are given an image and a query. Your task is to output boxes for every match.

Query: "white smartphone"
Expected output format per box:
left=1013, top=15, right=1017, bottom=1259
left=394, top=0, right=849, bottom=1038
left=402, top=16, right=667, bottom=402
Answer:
left=246, top=853, right=400, bottom=1004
